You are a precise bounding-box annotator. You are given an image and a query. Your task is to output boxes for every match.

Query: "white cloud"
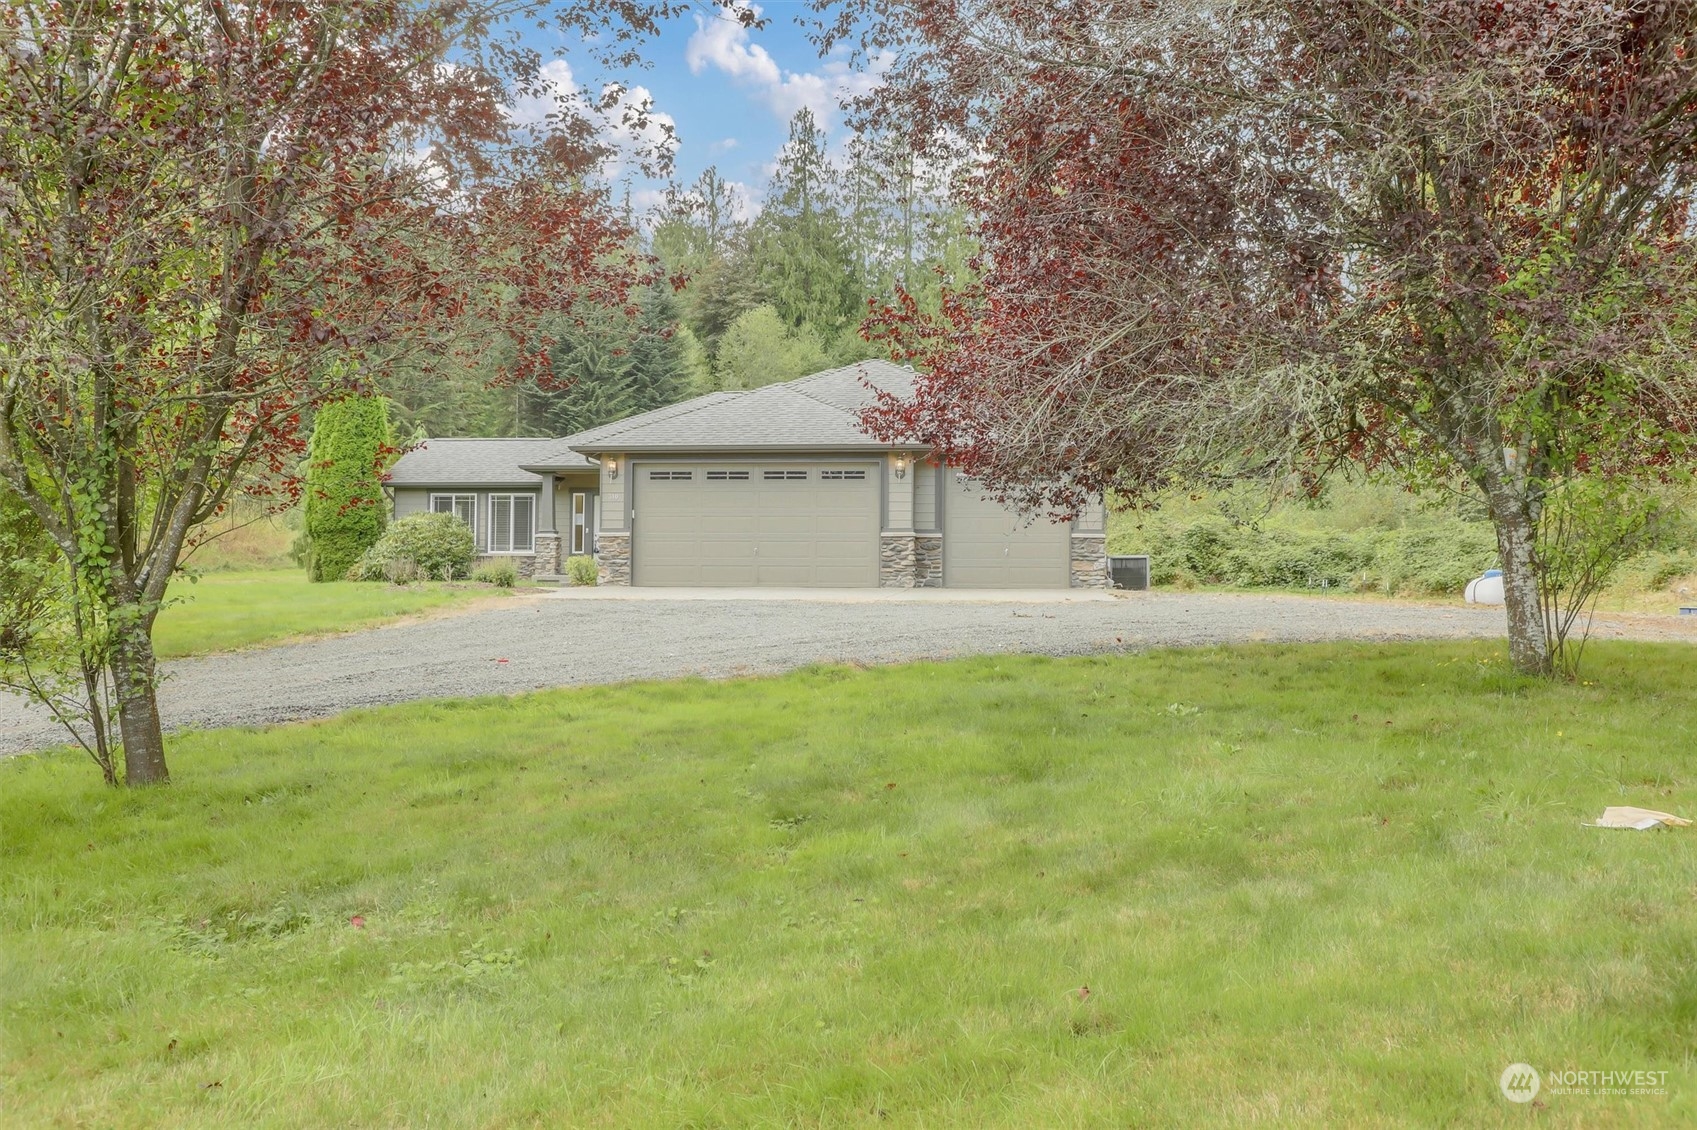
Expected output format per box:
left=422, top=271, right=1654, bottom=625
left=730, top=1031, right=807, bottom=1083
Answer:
left=604, top=81, right=677, bottom=178
left=506, top=59, right=677, bottom=181
left=709, top=137, right=740, bottom=155
left=685, top=3, right=884, bottom=130
left=722, top=180, right=759, bottom=224
left=685, top=5, right=781, bottom=86
left=506, top=59, right=580, bottom=129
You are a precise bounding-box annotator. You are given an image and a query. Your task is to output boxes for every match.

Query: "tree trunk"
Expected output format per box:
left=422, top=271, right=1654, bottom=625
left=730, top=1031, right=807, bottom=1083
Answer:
left=1485, top=485, right=1552, bottom=677
left=109, top=616, right=168, bottom=785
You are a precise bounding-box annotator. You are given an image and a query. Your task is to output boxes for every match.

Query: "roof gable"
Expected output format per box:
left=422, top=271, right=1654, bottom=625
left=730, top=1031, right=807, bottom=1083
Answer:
left=562, top=361, right=920, bottom=454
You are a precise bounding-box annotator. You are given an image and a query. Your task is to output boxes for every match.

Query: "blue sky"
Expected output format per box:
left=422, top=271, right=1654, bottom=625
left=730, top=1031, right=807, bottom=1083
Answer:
left=521, top=2, right=875, bottom=220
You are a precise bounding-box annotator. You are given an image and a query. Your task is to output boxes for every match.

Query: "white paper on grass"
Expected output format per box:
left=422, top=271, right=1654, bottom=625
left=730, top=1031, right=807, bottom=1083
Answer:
left=1587, top=806, right=1692, bottom=830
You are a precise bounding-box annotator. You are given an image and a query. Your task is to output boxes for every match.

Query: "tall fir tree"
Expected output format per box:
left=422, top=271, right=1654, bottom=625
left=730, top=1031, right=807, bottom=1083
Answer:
left=624, top=281, right=694, bottom=413
left=752, top=109, right=862, bottom=336
left=516, top=317, right=636, bottom=436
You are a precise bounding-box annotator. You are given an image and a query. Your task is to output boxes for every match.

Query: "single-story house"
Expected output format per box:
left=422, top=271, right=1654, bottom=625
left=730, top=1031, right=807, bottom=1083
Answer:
left=384, top=360, right=1108, bottom=588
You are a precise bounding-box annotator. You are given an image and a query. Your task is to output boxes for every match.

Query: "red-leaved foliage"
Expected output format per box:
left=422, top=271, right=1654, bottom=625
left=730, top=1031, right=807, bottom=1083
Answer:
left=0, top=0, right=679, bottom=781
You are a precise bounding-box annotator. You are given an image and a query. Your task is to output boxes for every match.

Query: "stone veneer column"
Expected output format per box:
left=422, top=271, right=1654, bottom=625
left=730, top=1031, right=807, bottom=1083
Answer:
left=595, top=531, right=631, bottom=585
left=915, top=535, right=943, bottom=587
left=1070, top=534, right=1109, bottom=588
left=879, top=533, right=919, bottom=587
left=533, top=531, right=562, bottom=577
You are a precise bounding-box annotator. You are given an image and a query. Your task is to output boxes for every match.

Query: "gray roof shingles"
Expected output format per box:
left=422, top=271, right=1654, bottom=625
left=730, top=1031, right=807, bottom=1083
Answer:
left=386, top=437, right=589, bottom=488
left=564, top=360, right=917, bottom=453
left=386, top=361, right=922, bottom=485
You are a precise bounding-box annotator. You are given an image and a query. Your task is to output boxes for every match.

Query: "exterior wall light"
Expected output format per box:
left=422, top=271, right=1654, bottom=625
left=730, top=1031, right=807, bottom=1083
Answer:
left=605, top=457, right=619, bottom=480
left=894, top=453, right=908, bottom=479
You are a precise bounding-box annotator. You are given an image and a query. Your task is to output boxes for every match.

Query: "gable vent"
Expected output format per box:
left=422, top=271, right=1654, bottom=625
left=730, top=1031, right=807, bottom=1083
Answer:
left=706, top=470, right=751, bottom=481
left=648, top=470, right=693, bottom=481
left=763, top=470, right=807, bottom=481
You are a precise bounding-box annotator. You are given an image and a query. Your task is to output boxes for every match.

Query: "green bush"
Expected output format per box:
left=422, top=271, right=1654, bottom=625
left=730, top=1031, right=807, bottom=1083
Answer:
left=352, top=513, right=474, bottom=583
left=472, top=560, right=518, bottom=588
left=1615, top=549, right=1697, bottom=593
left=1372, top=522, right=1499, bottom=595
left=1177, top=518, right=1235, bottom=582
left=1110, top=479, right=1697, bottom=597
left=565, top=555, right=597, bottom=586
left=1136, top=506, right=1497, bottom=594
left=304, top=397, right=391, bottom=582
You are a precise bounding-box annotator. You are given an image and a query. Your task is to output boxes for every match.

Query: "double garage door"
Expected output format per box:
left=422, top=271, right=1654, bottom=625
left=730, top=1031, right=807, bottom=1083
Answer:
left=633, top=462, right=880, bottom=587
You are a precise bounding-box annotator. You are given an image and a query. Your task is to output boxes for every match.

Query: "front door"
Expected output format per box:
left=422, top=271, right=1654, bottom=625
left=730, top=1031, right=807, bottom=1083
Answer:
left=569, top=491, right=598, bottom=557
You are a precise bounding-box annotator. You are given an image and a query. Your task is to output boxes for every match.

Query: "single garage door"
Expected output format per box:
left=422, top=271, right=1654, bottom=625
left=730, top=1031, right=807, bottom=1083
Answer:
left=943, top=474, right=1071, bottom=588
left=632, top=462, right=880, bottom=587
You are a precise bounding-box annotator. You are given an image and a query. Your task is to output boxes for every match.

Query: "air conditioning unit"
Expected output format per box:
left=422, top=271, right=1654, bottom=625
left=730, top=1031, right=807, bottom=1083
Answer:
left=1108, top=555, right=1150, bottom=591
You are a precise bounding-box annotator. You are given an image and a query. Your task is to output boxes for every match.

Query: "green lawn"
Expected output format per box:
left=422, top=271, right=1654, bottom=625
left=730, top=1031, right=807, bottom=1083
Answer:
left=5, top=642, right=1695, bottom=1127
left=152, top=569, right=526, bottom=658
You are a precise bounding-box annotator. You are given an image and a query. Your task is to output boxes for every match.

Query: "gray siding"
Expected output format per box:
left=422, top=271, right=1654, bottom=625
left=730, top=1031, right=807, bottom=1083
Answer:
left=553, top=487, right=571, bottom=537
left=914, top=462, right=938, bottom=531
left=600, top=455, right=627, bottom=532
left=393, top=488, right=430, bottom=519
left=1075, top=492, right=1106, bottom=534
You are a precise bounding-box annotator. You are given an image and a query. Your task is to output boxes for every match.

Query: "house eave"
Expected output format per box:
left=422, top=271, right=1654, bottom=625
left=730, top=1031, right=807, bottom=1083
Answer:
left=386, top=480, right=544, bottom=490
left=564, top=442, right=933, bottom=457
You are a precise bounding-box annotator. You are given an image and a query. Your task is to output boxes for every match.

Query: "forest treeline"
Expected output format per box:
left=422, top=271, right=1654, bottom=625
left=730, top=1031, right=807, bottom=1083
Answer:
left=384, top=109, right=972, bottom=440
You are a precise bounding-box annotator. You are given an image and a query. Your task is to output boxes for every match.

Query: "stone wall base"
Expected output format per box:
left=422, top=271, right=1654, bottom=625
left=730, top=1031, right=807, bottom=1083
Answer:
left=879, top=533, right=915, bottom=587
left=533, top=531, right=562, bottom=576
left=1070, top=534, right=1109, bottom=588
left=880, top=532, right=941, bottom=587
left=472, top=553, right=540, bottom=579
left=914, top=535, right=943, bottom=587
left=596, top=531, right=632, bottom=585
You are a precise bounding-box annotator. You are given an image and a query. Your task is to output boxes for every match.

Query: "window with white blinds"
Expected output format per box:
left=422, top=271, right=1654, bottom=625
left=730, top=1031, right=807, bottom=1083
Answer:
left=488, top=494, right=535, bottom=553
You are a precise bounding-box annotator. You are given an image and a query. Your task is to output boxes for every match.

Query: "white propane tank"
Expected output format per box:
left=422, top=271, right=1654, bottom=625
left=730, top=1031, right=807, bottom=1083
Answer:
left=1465, top=570, right=1505, bottom=605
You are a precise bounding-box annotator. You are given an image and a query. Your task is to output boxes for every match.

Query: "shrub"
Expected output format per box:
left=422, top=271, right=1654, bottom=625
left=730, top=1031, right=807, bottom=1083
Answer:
left=352, top=512, right=474, bottom=582
left=1250, top=528, right=1377, bottom=589
left=472, top=560, right=518, bottom=588
left=303, top=396, right=392, bottom=582
left=565, top=555, right=598, bottom=586
left=1373, top=522, right=1498, bottom=595
left=1177, top=518, right=1235, bottom=582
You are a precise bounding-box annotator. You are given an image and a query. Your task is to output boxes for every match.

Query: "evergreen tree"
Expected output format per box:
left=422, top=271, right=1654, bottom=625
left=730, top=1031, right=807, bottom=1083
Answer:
left=752, top=109, right=862, bottom=336
left=673, top=323, right=713, bottom=395
left=517, top=316, right=637, bottom=436
left=652, top=166, right=743, bottom=275
left=303, top=396, right=391, bottom=582
left=624, top=281, right=693, bottom=414
left=685, top=245, right=769, bottom=353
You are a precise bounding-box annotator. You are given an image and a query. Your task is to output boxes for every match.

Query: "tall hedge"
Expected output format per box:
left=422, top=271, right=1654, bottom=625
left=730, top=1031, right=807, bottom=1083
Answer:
left=304, top=396, right=391, bottom=582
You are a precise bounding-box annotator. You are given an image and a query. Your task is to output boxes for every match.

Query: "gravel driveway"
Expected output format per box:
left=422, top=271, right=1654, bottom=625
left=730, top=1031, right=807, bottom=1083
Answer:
left=2, top=590, right=1691, bottom=755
